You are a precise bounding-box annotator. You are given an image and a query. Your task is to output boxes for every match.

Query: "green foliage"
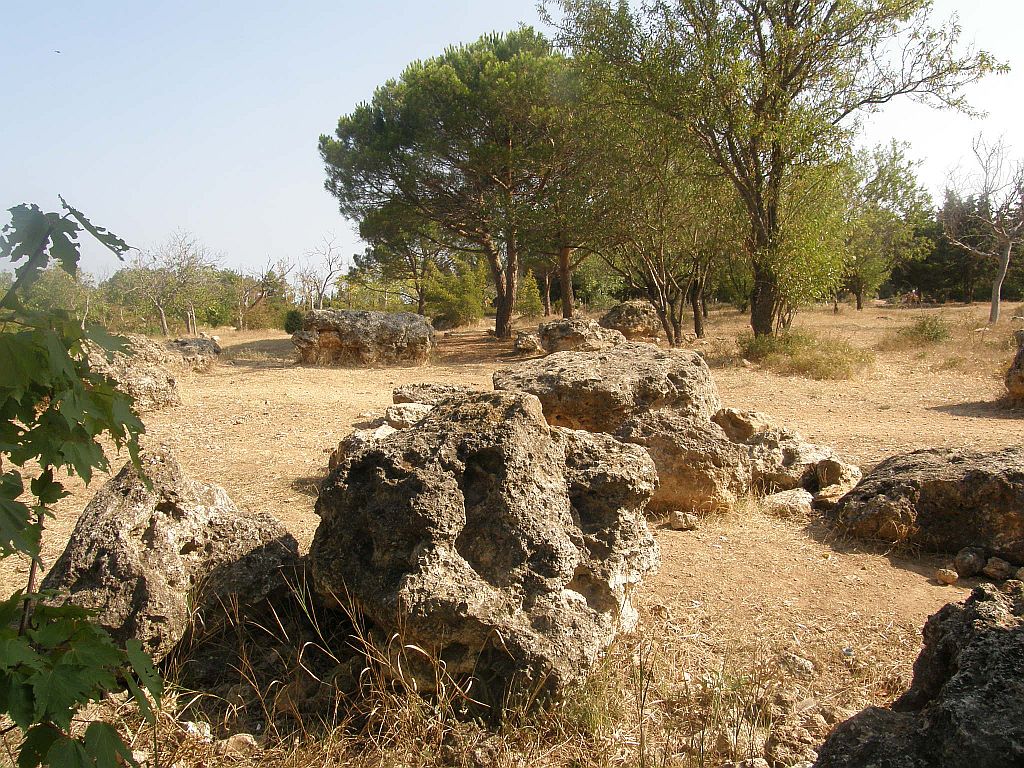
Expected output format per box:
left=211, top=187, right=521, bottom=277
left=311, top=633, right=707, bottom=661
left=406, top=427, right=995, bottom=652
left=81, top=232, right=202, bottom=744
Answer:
left=283, top=309, right=304, bottom=334
left=880, top=315, right=953, bottom=349
left=514, top=271, right=545, bottom=318
left=424, top=259, right=489, bottom=328
left=738, top=330, right=874, bottom=380
left=0, top=200, right=161, bottom=767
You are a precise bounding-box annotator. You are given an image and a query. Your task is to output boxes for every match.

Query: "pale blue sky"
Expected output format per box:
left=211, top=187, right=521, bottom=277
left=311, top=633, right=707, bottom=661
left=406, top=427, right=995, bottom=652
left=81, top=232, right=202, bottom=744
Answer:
left=2, top=1, right=1020, bottom=277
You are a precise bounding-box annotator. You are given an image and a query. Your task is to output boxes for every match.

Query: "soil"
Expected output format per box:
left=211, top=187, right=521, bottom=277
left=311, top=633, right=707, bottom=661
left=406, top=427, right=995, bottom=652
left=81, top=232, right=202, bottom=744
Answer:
left=13, top=301, right=1024, bottom=721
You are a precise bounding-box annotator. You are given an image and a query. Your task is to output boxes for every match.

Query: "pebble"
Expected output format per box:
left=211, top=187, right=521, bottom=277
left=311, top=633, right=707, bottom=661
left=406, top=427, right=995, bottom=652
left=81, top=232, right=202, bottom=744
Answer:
left=982, top=557, right=1015, bottom=581
left=214, top=733, right=259, bottom=757
left=669, top=510, right=698, bottom=530
left=935, top=568, right=959, bottom=585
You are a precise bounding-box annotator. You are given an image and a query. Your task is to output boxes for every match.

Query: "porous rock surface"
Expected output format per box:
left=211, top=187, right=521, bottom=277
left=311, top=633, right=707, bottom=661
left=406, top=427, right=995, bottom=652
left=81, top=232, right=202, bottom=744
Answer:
left=616, top=410, right=751, bottom=514
left=598, top=300, right=664, bottom=340
left=493, top=343, right=721, bottom=433
left=42, top=448, right=299, bottom=660
left=831, top=447, right=1024, bottom=563
left=815, top=582, right=1024, bottom=768
left=310, top=391, right=659, bottom=701
left=537, top=318, right=626, bottom=353
left=1007, top=329, right=1024, bottom=401
left=292, top=309, right=434, bottom=366
left=392, top=382, right=477, bottom=406
left=85, top=334, right=181, bottom=411
left=513, top=330, right=543, bottom=354
left=168, top=335, right=221, bottom=371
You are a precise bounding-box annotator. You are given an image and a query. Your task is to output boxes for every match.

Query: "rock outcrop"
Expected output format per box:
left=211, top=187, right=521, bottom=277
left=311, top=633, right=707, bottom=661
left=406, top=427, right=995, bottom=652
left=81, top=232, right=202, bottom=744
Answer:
left=816, top=582, right=1024, bottom=768
left=168, top=335, right=221, bottom=371
left=831, top=447, right=1024, bottom=563
left=598, top=300, right=664, bottom=340
left=493, top=343, right=721, bottom=433
left=537, top=318, right=626, bottom=353
left=513, top=331, right=543, bottom=354
left=292, top=309, right=434, bottom=366
left=85, top=334, right=181, bottom=411
left=42, top=449, right=299, bottom=660
left=1007, top=329, right=1024, bottom=401
left=392, top=382, right=476, bottom=406
left=310, top=391, right=659, bottom=702
left=616, top=410, right=751, bottom=514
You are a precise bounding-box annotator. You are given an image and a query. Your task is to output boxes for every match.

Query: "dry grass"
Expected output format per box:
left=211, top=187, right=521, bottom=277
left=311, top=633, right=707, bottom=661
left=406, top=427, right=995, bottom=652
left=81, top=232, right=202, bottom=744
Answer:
left=737, top=330, right=875, bottom=381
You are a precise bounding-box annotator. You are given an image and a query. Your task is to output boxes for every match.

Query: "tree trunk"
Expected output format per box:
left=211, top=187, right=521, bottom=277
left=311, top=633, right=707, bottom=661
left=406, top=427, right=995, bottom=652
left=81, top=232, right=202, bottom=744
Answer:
left=701, top=294, right=708, bottom=320
left=542, top=272, right=552, bottom=316
left=558, top=246, right=575, bottom=319
left=489, top=232, right=519, bottom=339
left=749, top=261, right=779, bottom=337
left=417, top=286, right=426, bottom=316
left=690, top=280, right=705, bottom=339
left=157, top=305, right=169, bottom=337
left=990, top=241, right=1013, bottom=324
left=855, top=290, right=864, bottom=311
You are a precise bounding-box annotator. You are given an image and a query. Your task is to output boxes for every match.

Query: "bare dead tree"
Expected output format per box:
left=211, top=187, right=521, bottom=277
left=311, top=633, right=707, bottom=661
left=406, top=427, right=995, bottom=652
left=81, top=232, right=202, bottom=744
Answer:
left=297, top=235, right=346, bottom=310
left=942, top=136, right=1024, bottom=324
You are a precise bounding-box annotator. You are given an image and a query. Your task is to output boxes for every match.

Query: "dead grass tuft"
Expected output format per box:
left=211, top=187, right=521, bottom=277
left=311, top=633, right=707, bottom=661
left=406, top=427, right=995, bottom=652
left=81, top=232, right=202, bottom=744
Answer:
left=737, top=331, right=874, bottom=380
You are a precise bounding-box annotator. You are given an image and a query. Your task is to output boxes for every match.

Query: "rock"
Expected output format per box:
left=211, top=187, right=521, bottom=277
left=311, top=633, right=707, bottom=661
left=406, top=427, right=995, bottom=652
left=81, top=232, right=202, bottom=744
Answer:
left=983, top=557, right=1016, bottom=581
left=537, top=318, right=626, bottom=353
left=711, top=408, right=775, bottom=443
left=935, top=568, right=959, bottom=585
left=831, top=447, right=1024, bottom=562
left=214, top=733, right=259, bottom=757
left=781, top=652, right=816, bottom=678
left=493, top=343, right=721, bottom=433
left=327, top=423, right=398, bottom=470
left=815, top=582, right=1024, bottom=767
left=1006, top=329, right=1024, bottom=401
left=183, top=721, right=212, bottom=743
left=384, top=403, right=433, bottom=430
left=954, top=546, right=987, bottom=578
left=513, top=331, right=543, bottom=354
left=669, top=510, right=699, bottom=531
left=816, top=458, right=862, bottom=492
left=392, top=382, right=476, bottom=406
left=1018, top=567, right=1024, bottom=581
left=42, top=448, right=299, bottom=660
left=812, top=484, right=851, bottom=513
left=310, top=391, right=659, bottom=703
left=598, top=300, right=664, bottom=340
left=745, top=427, right=848, bottom=492
left=168, top=336, right=221, bottom=371
left=292, top=309, right=434, bottom=366
left=85, top=334, right=180, bottom=411
left=762, top=488, right=814, bottom=519
left=616, top=410, right=751, bottom=514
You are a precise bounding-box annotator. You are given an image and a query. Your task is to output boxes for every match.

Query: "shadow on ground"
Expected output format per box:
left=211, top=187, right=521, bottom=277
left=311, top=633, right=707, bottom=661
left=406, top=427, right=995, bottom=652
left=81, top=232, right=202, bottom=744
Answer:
left=220, top=338, right=297, bottom=369
left=929, top=399, right=1023, bottom=421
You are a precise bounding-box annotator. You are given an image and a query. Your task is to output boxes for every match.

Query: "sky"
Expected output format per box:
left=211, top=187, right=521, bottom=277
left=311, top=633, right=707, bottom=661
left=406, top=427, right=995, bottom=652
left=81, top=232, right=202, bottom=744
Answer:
left=1, top=1, right=1021, bottom=277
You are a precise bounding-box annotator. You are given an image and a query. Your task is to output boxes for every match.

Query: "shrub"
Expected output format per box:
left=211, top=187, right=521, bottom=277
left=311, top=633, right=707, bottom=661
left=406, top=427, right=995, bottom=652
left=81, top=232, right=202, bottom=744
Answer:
left=878, top=315, right=952, bottom=350
left=738, top=330, right=874, bottom=380
left=425, top=259, right=489, bottom=328
left=284, top=308, right=304, bottom=334
left=515, top=271, right=544, bottom=318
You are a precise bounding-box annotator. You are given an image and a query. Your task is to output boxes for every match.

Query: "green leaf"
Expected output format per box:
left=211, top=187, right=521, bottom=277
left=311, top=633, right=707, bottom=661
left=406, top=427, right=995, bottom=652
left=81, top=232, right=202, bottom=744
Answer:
left=83, top=721, right=135, bottom=768
left=28, top=666, right=93, bottom=730
left=122, top=675, right=153, bottom=724
left=44, top=736, right=91, bottom=768
left=30, top=470, right=67, bottom=507
left=59, top=198, right=131, bottom=259
left=124, top=640, right=162, bottom=701
left=17, top=724, right=60, bottom=768
left=0, top=636, right=44, bottom=671
left=0, top=672, right=37, bottom=729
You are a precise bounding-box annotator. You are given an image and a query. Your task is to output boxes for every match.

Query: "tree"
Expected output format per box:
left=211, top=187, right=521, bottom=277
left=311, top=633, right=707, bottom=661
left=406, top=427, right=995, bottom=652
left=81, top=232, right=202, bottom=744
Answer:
left=226, top=259, right=293, bottom=330
left=132, top=230, right=219, bottom=336
left=0, top=199, right=162, bottom=767
left=296, top=235, right=346, bottom=310
left=553, top=0, right=1003, bottom=335
left=320, top=28, right=577, bottom=338
left=942, top=136, right=1024, bottom=323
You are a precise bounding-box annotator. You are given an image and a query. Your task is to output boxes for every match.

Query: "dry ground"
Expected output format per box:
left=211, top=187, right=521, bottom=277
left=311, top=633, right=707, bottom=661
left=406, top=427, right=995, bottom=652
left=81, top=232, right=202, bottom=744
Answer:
left=9, top=300, right=1024, bottom=765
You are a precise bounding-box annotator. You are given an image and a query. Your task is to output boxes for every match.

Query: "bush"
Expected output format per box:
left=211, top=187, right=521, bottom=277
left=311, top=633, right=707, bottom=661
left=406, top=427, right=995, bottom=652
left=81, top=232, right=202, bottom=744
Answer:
left=879, top=315, right=952, bottom=349
left=738, top=330, right=874, bottom=380
left=515, top=271, right=544, bottom=318
left=425, top=259, right=489, bottom=328
left=284, top=308, right=304, bottom=334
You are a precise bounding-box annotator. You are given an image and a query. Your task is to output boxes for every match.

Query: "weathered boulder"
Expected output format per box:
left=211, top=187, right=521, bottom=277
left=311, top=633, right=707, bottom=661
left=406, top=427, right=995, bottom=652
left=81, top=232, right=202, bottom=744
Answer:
left=85, top=334, right=181, bottom=411
left=815, top=582, right=1024, bottom=768
left=384, top=403, right=433, bottom=430
left=537, top=318, right=626, bottom=353
left=392, top=382, right=476, bottom=406
left=598, top=300, right=664, bottom=340
left=513, top=331, right=543, bottom=354
left=1007, top=329, right=1024, bottom=401
left=762, top=488, right=814, bottom=519
left=292, top=309, right=434, bottom=366
left=310, top=391, right=659, bottom=702
left=711, top=408, right=775, bottom=443
left=327, top=423, right=398, bottom=470
left=616, top=410, right=751, bottom=514
left=831, top=447, right=1024, bottom=563
left=493, top=343, right=721, bottom=433
left=42, top=448, right=299, bottom=660
left=168, top=335, right=221, bottom=371
left=745, top=427, right=854, bottom=493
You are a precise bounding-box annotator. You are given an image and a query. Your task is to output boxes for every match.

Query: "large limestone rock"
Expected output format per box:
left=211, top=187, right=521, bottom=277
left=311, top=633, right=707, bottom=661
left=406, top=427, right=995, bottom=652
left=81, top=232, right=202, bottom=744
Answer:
left=168, top=335, right=221, bottom=372
left=616, top=410, right=751, bottom=514
left=537, top=318, right=626, bottom=353
left=599, top=300, right=664, bottom=340
left=310, top=391, right=659, bottom=702
left=392, top=382, right=476, bottom=406
left=831, top=447, right=1024, bottom=563
left=85, top=334, right=181, bottom=411
left=493, top=343, right=721, bottom=433
left=292, top=309, right=434, bottom=366
left=42, top=449, right=299, bottom=660
left=816, top=582, right=1024, bottom=768
left=1007, top=329, right=1024, bottom=401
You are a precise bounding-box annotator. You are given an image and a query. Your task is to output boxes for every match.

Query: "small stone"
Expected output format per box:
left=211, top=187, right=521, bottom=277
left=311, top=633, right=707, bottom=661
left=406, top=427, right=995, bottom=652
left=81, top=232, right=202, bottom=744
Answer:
left=184, top=721, right=212, bottom=743
left=1017, top=568, right=1024, bottom=581
left=384, top=402, right=433, bottom=430
left=513, top=331, right=543, bottom=354
left=131, top=750, right=150, bottom=767
left=762, top=488, right=814, bottom=519
left=669, top=510, right=698, bottom=531
left=781, top=652, right=816, bottom=679
left=982, top=557, right=1015, bottom=581
left=935, top=568, right=959, bottom=585
left=214, top=733, right=259, bottom=757
left=954, top=546, right=987, bottom=578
